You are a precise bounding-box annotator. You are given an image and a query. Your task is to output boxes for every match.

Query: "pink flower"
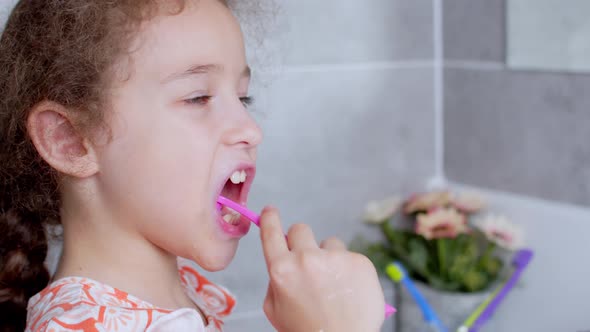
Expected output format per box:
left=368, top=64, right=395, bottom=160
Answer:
left=473, top=214, right=525, bottom=250
left=403, top=191, right=451, bottom=214
left=363, top=196, right=401, bottom=224
left=416, top=208, right=469, bottom=240
left=450, top=191, right=486, bottom=213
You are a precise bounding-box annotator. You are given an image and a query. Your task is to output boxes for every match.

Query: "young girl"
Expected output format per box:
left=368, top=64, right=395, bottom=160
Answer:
left=0, top=0, right=386, bottom=331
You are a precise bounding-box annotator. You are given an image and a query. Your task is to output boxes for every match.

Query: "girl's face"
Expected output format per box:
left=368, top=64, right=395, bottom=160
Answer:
left=95, top=0, right=262, bottom=271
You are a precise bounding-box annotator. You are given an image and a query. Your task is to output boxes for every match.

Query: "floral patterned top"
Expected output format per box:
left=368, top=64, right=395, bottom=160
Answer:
left=26, top=258, right=236, bottom=332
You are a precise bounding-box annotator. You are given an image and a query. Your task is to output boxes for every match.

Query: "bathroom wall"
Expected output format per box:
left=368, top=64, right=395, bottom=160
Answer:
left=443, top=0, right=590, bottom=207
left=216, top=1, right=438, bottom=330
left=0, top=0, right=15, bottom=23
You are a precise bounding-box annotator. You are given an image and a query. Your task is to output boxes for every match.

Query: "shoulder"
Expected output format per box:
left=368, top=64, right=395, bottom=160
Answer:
left=26, top=277, right=89, bottom=331
left=35, top=306, right=176, bottom=332
left=25, top=277, right=166, bottom=332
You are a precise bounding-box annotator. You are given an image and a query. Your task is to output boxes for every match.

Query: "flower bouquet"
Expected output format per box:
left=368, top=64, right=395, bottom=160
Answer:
left=354, top=190, right=527, bottom=330
left=358, top=190, right=525, bottom=293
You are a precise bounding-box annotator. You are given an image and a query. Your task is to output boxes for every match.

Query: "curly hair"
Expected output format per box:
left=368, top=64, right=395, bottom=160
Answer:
left=0, top=1, right=196, bottom=330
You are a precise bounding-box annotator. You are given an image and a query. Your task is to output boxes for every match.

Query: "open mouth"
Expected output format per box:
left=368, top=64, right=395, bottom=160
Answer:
left=218, top=168, right=254, bottom=226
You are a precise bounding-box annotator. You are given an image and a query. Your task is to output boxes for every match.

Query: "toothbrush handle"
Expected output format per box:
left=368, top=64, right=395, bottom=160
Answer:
left=462, top=283, right=502, bottom=328
left=402, top=279, right=434, bottom=321
left=470, top=267, right=524, bottom=332
left=385, top=303, right=396, bottom=318
left=402, top=279, right=447, bottom=332
left=217, top=196, right=261, bottom=226
left=241, top=209, right=260, bottom=227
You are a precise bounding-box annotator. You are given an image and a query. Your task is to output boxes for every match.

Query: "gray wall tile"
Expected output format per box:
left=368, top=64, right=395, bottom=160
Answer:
left=506, top=0, right=590, bottom=73
left=0, top=0, right=18, bottom=31
left=443, top=0, right=505, bottom=62
left=224, top=314, right=276, bottom=331
left=206, top=67, right=434, bottom=295
left=271, top=0, right=433, bottom=65
left=444, top=68, right=590, bottom=206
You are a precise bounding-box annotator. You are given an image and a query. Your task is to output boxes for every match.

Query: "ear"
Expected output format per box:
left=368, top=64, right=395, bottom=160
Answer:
left=26, top=101, right=99, bottom=178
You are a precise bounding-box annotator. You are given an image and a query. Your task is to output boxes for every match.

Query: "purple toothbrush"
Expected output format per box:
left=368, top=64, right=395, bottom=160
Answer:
left=469, top=249, right=534, bottom=332
left=217, top=195, right=396, bottom=318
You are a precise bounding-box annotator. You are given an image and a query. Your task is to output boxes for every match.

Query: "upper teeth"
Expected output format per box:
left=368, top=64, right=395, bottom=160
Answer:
left=230, top=170, right=247, bottom=184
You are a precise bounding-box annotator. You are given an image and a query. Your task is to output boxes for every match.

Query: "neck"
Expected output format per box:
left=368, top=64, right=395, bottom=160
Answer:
left=53, top=184, right=195, bottom=311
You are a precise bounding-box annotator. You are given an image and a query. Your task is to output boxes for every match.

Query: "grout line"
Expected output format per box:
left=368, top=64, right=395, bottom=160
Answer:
left=448, top=181, right=590, bottom=213
left=278, top=60, right=433, bottom=74
left=444, top=60, right=506, bottom=71
left=429, top=0, right=447, bottom=189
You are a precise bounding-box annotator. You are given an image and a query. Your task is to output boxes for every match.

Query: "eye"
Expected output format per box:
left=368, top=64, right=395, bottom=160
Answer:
left=240, top=96, right=254, bottom=108
left=185, top=95, right=212, bottom=106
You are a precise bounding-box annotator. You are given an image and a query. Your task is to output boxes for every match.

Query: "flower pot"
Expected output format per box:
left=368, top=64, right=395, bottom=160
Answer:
left=394, top=281, right=493, bottom=332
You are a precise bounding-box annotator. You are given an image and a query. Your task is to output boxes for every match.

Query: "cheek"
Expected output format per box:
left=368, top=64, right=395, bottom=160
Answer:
left=100, top=133, right=225, bottom=259
left=96, top=105, right=238, bottom=263
left=97, top=116, right=214, bottom=228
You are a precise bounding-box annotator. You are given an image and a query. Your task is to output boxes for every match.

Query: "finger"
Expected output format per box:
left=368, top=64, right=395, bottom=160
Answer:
left=262, top=283, right=275, bottom=319
left=319, top=236, right=347, bottom=251
left=286, top=223, right=318, bottom=251
left=259, top=206, right=289, bottom=265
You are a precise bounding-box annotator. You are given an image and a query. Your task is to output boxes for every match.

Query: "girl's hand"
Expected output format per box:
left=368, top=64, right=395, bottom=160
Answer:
left=259, top=207, right=385, bottom=332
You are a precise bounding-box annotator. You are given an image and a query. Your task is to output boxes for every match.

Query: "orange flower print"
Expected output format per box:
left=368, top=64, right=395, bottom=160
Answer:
left=102, top=308, right=144, bottom=331
left=27, top=259, right=235, bottom=332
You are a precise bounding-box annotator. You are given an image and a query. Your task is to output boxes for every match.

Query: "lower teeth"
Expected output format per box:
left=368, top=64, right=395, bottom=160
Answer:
left=222, top=207, right=241, bottom=225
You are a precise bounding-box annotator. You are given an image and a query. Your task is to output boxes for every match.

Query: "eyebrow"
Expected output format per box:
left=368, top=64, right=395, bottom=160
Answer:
left=163, top=64, right=251, bottom=83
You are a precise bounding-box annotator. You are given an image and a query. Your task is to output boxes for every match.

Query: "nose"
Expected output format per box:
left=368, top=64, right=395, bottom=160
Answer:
left=222, top=99, right=263, bottom=148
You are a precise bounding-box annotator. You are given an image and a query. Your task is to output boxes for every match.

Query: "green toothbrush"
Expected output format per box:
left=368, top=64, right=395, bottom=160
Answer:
left=456, top=285, right=502, bottom=332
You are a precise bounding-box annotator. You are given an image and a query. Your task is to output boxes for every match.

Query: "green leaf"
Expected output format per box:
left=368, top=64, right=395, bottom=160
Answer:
left=381, top=221, right=397, bottom=242
left=462, top=269, right=488, bottom=292
left=475, top=242, right=503, bottom=282
left=448, top=253, right=472, bottom=283
left=427, top=275, right=462, bottom=292
left=462, top=235, right=479, bottom=262
left=380, top=222, right=411, bottom=260
left=366, top=244, right=394, bottom=273
left=436, top=238, right=450, bottom=280
left=480, top=256, right=503, bottom=279
left=407, top=238, right=429, bottom=277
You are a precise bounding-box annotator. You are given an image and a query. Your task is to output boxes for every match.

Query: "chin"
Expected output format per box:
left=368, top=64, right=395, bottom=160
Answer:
left=190, top=244, right=238, bottom=272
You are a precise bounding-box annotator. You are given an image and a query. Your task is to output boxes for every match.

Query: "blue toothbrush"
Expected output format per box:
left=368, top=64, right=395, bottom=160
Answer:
left=386, top=262, right=448, bottom=332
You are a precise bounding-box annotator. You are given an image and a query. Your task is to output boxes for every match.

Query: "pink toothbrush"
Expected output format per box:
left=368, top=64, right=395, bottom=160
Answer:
left=217, top=196, right=261, bottom=227
left=217, top=195, right=396, bottom=318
